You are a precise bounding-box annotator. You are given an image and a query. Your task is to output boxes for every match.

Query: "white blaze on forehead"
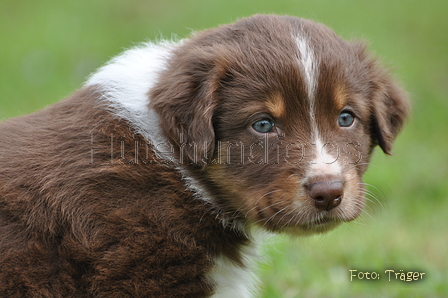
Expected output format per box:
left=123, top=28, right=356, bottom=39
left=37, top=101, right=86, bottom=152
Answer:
left=295, top=34, right=340, bottom=179
left=295, top=35, right=320, bottom=142
left=296, top=36, right=318, bottom=101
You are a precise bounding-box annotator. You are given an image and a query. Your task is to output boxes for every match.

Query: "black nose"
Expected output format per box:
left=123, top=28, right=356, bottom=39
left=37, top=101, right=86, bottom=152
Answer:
left=306, top=180, right=343, bottom=211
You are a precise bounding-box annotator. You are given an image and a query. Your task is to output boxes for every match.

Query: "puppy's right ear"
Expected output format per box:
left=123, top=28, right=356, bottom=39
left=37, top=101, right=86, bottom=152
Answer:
left=369, top=71, right=410, bottom=155
left=150, top=47, right=226, bottom=167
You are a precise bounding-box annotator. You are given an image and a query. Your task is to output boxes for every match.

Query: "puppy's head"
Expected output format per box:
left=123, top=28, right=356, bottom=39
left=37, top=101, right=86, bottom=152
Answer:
left=151, top=15, right=409, bottom=235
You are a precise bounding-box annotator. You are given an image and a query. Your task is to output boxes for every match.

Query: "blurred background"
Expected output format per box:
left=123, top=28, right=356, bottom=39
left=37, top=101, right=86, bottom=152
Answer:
left=0, top=0, right=446, bottom=297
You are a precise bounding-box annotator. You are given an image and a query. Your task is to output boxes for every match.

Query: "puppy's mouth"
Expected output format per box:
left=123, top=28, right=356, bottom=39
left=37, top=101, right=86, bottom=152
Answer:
left=308, top=216, right=334, bottom=226
left=286, top=214, right=340, bottom=233
left=245, top=191, right=364, bottom=235
left=299, top=215, right=343, bottom=232
left=251, top=208, right=345, bottom=235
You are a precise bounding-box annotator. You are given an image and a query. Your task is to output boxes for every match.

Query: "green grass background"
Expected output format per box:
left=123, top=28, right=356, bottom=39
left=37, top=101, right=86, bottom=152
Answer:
left=1, top=0, right=447, bottom=297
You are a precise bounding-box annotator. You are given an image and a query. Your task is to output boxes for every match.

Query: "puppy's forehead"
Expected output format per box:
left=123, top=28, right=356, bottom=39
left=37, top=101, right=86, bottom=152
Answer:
left=227, top=16, right=354, bottom=93
left=214, top=16, right=367, bottom=127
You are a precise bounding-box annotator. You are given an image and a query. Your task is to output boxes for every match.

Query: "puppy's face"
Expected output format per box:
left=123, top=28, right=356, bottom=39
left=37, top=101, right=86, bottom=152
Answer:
left=151, top=15, right=409, bottom=235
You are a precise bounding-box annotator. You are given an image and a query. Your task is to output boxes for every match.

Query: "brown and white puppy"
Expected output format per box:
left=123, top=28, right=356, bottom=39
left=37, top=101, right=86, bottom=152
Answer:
left=0, top=15, right=408, bottom=297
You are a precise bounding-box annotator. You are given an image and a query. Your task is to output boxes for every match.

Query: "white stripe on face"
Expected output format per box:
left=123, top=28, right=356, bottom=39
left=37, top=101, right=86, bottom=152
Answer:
left=296, top=35, right=319, bottom=141
left=309, top=138, right=342, bottom=179
left=296, top=35, right=341, bottom=179
left=296, top=36, right=318, bottom=101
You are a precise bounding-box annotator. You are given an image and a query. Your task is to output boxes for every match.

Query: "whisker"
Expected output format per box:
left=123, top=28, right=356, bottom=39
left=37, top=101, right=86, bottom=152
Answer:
left=294, top=209, right=313, bottom=227
left=360, top=182, right=386, bottom=200
left=239, top=189, right=283, bottom=217
left=262, top=206, right=288, bottom=228
left=253, top=200, right=284, bottom=218
left=347, top=162, right=372, bottom=172
left=350, top=219, right=370, bottom=227
left=277, top=207, right=299, bottom=229
left=280, top=211, right=298, bottom=229
left=251, top=201, right=285, bottom=225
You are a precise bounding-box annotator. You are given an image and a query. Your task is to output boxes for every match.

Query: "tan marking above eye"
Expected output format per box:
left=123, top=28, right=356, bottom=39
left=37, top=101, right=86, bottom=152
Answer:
left=265, top=93, right=286, bottom=119
left=333, top=84, right=347, bottom=111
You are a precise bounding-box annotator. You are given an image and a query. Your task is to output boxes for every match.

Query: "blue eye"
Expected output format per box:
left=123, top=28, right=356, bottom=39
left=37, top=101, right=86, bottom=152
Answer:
left=252, top=119, right=275, bottom=133
left=338, top=111, right=355, bottom=127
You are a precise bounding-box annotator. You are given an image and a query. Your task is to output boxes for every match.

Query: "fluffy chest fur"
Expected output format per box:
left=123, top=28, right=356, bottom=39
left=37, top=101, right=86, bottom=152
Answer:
left=0, top=15, right=408, bottom=297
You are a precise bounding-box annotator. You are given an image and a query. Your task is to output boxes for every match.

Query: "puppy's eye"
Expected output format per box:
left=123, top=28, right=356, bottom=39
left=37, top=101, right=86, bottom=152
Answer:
left=252, top=119, right=275, bottom=133
left=338, top=111, right=355, bottom=127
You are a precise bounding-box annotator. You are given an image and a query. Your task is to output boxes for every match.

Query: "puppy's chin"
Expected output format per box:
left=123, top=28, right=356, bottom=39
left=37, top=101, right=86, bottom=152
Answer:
left=280, top=218, right=343, bottom=236
left=244, top=194, right=364, bottom=236
left=252, top=215, right=341, bottom=236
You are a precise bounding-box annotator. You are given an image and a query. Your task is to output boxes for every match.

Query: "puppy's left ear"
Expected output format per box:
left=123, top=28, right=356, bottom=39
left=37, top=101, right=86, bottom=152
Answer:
left=150, top=47, right=225, bottom=167
left=370, top=72, right=410, bottom=155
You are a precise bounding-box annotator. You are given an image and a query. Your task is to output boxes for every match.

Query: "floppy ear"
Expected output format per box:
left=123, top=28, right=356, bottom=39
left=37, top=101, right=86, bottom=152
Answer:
left=150, top=47, right=225, bottom=167
left=370, top=73, right=410, bottom=155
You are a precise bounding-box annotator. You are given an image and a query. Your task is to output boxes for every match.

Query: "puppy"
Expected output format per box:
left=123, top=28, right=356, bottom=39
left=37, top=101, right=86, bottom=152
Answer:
left=0, top=15, right=409, bottom=297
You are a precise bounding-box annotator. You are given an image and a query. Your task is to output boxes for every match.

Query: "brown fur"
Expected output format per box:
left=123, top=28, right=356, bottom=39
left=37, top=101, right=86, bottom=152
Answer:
left=0, top=88, right=248, bottom=297
left=0, top=15, right=409, bottom=297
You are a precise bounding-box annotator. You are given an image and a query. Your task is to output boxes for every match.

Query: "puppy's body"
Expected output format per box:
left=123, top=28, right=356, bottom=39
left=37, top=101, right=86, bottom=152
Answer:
left=0, top=15, right=408, bottom=297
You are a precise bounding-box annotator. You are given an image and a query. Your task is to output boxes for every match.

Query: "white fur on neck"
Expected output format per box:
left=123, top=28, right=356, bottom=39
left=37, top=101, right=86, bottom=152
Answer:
left=86, top=41, right=244, bottom=225
left=85, top=41, right=259, bottom=297
left=86, top=41, right=176, bottom=146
